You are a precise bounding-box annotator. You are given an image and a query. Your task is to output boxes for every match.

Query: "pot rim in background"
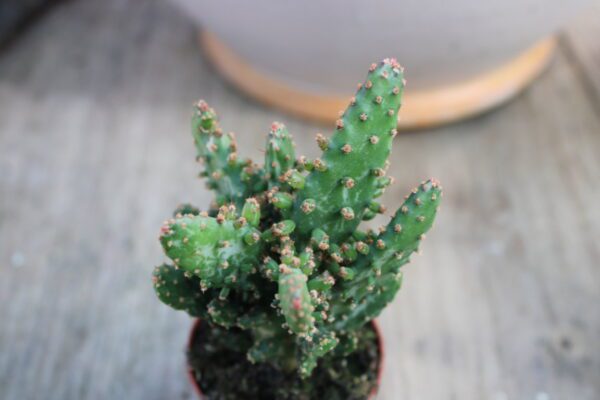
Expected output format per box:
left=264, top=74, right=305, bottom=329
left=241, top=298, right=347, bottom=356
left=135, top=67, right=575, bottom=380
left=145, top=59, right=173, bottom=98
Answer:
left=199, top=31, right=556, bottom=130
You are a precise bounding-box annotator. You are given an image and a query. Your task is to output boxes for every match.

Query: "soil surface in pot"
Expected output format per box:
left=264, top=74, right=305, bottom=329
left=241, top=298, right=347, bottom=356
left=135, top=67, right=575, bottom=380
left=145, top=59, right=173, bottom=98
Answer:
left=188, top=321, right=380, bottom=400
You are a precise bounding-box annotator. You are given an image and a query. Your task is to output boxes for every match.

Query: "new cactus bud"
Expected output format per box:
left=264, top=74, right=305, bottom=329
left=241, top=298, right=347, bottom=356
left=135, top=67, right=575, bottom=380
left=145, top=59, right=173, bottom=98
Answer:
left=261, top=257, right=281, bottom=281
left=263, top=220, right=296, bottom=242
left=265, top=122, right=296, bottom=189
left=242, top=197, right=261, bottom=227
left=270, top=191, right=294, bottom=210
left=284, top=169, right=306, bottom=190
left=310, top=229, right=330, bottom=251
left=279, top=266, right=315, bottom=334
left=308, top=271, right=336, bottom=292
left=315, top=133, right=329, bottom=150
left=299, top=248, right=316, bottom=276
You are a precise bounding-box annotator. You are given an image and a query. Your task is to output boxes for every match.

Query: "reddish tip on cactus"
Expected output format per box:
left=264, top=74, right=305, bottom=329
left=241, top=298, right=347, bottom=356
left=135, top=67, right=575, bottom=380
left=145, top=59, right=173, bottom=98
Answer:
left=196, top=99, right=210, bottom=112
left=382, top=57, right=403, bottom=71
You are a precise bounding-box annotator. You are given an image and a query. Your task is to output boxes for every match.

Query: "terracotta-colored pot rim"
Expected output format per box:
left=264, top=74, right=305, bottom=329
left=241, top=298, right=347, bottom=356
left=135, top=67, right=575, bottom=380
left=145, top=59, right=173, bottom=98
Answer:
left=199, top=30, right=556, bottom=130
left=186, top=318, right=384, bottom=399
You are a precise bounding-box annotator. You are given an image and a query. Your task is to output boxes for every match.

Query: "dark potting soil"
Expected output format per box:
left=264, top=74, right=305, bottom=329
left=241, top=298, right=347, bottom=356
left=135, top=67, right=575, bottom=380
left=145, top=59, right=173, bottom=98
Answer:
left=187, top=321, right=380, bottom=400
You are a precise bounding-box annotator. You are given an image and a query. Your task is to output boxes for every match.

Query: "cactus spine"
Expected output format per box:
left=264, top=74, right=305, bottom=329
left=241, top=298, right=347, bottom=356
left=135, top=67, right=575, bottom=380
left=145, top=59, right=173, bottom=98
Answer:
left=153, top=59, right=441, bottom=382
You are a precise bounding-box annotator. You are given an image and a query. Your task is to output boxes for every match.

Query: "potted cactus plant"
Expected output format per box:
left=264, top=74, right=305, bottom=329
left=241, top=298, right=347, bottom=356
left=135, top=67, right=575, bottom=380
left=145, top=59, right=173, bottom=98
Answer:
left=152, top=58, right=442, bottom=399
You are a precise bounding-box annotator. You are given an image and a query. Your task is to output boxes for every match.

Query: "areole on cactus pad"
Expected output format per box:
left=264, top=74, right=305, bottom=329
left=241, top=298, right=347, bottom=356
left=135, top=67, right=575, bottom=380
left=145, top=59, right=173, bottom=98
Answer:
left=153, top=58, right=442, bottom=399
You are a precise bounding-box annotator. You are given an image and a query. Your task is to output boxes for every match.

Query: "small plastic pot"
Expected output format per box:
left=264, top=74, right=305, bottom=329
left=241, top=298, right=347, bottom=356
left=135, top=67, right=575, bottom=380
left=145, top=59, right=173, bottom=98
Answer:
left=187, top=319, right=384, bottom=399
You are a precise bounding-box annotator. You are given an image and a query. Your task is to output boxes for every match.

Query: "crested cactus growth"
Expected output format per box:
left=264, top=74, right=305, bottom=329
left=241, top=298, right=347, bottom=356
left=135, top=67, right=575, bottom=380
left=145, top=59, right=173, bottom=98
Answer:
left=153, top=59, right=442, bottom=397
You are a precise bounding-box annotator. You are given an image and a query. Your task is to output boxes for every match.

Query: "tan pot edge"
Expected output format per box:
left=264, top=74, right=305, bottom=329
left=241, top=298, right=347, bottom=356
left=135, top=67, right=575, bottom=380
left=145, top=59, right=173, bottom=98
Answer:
left=199, top=31, right=556, bottom=130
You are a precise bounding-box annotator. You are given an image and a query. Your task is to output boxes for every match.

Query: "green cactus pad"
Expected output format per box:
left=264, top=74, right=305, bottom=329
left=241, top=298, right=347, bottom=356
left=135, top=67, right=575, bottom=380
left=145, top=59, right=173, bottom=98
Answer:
left=292, top=59, right=405, bottom=244
left=192, top=100, right=263, bottom=207
left=369, top=178, right=441, bottom=273
left=265, top=122, right=296, bottom=189
left=334, top=179, right=442, bottom=330
left=159, top=213, right=261, bottom=288
left=152, top=263, right=205, bottom=316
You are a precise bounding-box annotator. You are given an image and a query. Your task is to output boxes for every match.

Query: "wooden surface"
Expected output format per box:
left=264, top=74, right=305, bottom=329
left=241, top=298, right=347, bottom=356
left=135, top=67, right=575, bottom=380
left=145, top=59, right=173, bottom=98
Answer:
left=0, top=1, right=599, bottom=399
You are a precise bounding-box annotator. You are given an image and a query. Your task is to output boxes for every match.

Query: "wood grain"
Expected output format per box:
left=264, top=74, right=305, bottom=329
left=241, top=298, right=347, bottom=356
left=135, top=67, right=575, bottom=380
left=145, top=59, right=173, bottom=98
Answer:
left=0, top=1, right=598, bottom=399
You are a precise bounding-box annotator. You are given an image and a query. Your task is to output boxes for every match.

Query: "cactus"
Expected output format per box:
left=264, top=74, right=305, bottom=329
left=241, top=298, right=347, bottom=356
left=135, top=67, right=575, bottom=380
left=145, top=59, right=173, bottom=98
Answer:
left=153, top=59, right=442, bottom=395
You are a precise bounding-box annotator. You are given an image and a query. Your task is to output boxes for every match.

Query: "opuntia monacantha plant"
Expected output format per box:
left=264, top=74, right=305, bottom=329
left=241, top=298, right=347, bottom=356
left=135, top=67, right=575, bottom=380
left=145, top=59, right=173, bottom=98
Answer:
left=153, top=58, right=441, bottom=379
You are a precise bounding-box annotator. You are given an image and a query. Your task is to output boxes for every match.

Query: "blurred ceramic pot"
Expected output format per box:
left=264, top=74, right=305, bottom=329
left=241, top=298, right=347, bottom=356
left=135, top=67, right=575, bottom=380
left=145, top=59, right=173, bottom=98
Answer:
left=171, top=0, right=591, bottom=128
